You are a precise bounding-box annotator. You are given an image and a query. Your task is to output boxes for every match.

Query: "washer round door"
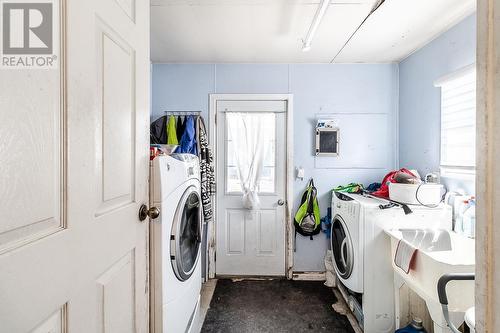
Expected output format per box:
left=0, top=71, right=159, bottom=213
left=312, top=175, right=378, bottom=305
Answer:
left=170, top=185, right=202, bottom=281
left=331, top=215, right=354, bottom=280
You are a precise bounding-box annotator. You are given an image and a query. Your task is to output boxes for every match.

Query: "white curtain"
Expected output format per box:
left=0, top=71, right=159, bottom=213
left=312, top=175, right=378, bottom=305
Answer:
left=227, top=112, right=274, bottom=210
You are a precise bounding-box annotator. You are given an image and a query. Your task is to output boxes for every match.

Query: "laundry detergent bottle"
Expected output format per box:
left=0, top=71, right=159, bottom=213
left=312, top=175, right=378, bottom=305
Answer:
left=455, top=199, right=471, bottom=234
left=462, top=199, right=476, bottom=238
left=395, top=318, right=427, bottom=333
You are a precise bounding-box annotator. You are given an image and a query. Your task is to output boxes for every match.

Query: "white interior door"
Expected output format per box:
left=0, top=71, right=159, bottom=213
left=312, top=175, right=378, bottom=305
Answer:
left=0, top=0, right=150, bottom=332
left=215, top=100, right=287, bottom=276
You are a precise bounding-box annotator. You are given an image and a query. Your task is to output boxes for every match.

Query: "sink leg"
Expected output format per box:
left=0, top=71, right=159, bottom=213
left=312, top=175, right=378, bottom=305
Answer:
left=393, top=273, right=405, bottom=329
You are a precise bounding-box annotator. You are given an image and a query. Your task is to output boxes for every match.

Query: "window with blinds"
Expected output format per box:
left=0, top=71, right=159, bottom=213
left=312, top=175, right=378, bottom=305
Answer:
left=435, top=65, right=476, bottom=176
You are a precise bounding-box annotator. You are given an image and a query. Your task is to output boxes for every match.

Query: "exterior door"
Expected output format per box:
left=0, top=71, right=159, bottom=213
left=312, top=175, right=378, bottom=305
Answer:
left=0, top=0, right=150, bottom=332
left=215, top=100, right=287, bottom=276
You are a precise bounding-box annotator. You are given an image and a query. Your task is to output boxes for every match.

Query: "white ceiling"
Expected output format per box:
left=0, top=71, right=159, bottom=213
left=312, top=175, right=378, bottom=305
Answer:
left=150, top=0, right=476, bottom=63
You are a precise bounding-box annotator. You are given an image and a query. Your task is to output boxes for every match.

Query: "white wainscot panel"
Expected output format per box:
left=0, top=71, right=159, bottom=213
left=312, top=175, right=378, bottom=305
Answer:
left=0, top=59, right=64, bottom=251
left=114, top=0, right=135, bottom=21
left=314, top=113, right=392, bottom=169
left=96, top=251, right=135, bottom=333
left=257, top=210, right=276, bottom=256
left=95, top=22, right=136, bottom=216
left=31, top=305, right=67, bottom=333
left=226, top=209, right=246, bottom=255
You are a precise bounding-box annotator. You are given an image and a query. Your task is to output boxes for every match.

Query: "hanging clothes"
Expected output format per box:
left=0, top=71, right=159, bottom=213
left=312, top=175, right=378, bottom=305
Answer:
left=372, top=168, right=417, bottom=198
left=150, top=115, right=167, bottom=144
left=176, top=115, right=185, bottom=139
left=167, top=115, right=178, bottom=145
left=196, top=116, right=216, bottom=224
left=178, top=116, right=197, bottom=155
left=333, top=183, right=364, bottom=194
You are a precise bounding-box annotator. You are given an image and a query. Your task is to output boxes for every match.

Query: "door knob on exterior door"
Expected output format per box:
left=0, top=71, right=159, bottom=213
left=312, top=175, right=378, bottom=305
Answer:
left=138, top=204, right=160, bottom=221
left=277, top=199, right=285, bottom=206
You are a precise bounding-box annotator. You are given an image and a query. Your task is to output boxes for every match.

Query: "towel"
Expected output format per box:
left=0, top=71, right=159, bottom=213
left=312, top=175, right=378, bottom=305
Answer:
left=178, top=115, right=197, bottom=155
left=394, top=239, right=417, bottom=274
left=176, top=115, right=185, bottom=139
left=167, top=115, right=179, bottom=144
left=150, top=116, right=167, bottom=144
left=196, top=116, right=215, bottom=224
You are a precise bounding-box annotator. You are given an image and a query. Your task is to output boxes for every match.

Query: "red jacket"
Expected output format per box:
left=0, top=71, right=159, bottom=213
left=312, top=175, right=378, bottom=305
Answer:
left=371, top=168, right=417, bottom=198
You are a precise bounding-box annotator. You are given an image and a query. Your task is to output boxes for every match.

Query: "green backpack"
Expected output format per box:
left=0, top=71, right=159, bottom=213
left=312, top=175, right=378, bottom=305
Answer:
left=294, top=179, right=321, bottom=240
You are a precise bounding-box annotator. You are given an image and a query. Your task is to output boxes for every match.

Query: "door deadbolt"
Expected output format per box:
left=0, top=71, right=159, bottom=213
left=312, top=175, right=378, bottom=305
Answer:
left=277, top=199, right=285, bottom=206
left=139, top=204, right=160, bottom=221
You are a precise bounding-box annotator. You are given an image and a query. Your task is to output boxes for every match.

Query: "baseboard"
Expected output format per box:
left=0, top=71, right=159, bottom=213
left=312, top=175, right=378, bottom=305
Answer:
left=291, top=271, right=326, bottom=281
left=194, top=279, right=218, bottom=333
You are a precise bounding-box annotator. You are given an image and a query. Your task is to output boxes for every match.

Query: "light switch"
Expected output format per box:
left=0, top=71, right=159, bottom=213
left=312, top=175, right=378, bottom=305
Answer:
left=296, top=167, right=305, bottom=181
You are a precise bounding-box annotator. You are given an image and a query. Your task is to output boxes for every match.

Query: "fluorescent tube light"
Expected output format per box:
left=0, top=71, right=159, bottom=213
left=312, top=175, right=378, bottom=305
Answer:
left=302, top=0, right=330, bottom=52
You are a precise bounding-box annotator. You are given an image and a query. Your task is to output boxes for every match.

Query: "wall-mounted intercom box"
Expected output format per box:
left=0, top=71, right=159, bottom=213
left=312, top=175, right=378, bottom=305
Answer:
left=315, top=119, right=339, bottom=156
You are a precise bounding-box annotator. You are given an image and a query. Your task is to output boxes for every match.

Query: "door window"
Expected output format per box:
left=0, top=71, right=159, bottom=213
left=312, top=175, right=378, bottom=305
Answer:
left=331, top=216, right=354, bottom=279
left=172, top=189, right=201, bottom=281
left=225, top=112, right=276, bottom=194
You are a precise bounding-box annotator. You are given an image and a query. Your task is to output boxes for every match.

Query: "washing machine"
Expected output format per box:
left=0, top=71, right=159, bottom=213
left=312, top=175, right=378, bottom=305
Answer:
left=331, top=191, right=452, bottom=332
left=150, top=154, right=202, bottom=333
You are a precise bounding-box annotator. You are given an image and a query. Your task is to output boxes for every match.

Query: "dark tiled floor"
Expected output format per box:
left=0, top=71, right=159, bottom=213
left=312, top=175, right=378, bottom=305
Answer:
left=201, top=279, right=355, bottom=333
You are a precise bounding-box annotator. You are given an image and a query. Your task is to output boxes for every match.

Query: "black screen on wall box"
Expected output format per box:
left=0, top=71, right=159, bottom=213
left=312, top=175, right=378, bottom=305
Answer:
left=319, top=131, right=338, bottom=154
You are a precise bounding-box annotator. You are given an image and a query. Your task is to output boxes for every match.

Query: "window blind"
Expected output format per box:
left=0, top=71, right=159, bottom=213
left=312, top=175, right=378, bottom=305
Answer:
left=435, top=65, right=476, bottom=174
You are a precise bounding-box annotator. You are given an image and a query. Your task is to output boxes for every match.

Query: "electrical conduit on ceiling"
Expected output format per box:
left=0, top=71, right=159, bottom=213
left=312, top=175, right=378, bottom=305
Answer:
left=330, top=0, right=386, bottom=63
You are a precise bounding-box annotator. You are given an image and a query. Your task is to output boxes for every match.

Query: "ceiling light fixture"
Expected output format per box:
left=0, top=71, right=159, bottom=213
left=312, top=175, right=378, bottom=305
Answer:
left=302, top=0, right=330, bottom=52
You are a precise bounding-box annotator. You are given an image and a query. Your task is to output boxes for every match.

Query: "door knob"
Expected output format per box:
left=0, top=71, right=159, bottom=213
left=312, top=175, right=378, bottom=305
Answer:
left=277, top=199, right=285, bottom=206
left=138, top=204, right=160, bottom=221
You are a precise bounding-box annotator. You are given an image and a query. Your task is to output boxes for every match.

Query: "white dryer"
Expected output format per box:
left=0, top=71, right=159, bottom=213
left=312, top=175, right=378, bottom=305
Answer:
left=331, top=192, right=452, bottom=333
left=150, top=154, right=202, bottom=333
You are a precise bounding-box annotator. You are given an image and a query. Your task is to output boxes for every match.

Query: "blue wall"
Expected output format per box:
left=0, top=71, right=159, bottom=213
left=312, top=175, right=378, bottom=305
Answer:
left=152, top=63, right=398, bottom=271
left=399, top=14, right=476, bottom=194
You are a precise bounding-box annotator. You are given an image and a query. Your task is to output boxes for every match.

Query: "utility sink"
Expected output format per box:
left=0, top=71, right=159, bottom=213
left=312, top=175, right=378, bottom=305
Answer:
left=385, top=228, right=475, bottom=332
